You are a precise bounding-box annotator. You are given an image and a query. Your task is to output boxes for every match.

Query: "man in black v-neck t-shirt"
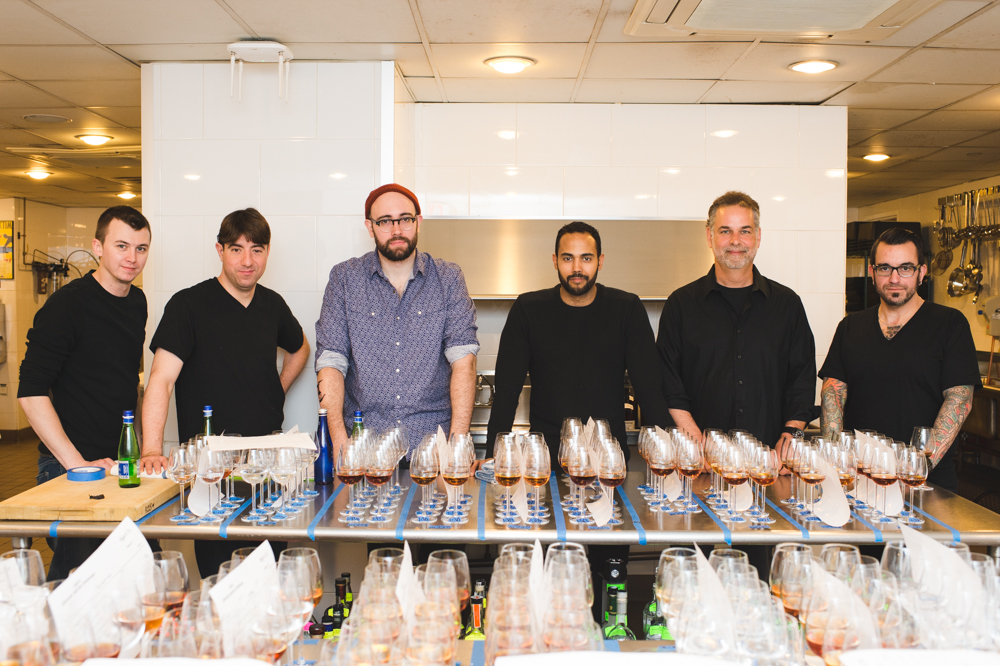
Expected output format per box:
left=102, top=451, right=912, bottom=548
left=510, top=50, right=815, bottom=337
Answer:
left=819, top=228, right=979, bottom=492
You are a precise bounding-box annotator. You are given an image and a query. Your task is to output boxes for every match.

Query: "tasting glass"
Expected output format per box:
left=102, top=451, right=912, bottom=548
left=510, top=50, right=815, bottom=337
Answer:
left=410, top=434, right=441, bottom=523
left=337, top=438, right=368, bottom=523
left=239, top=448, right=271, bottom=523
left=440, top=434, right=471, bottom=524
left=0, top=549, right=45, bottom=587
left=674, top=435, right=704, bottom=514
left=493, top=433, right=522, bottom=525
left=153, top=551, right=189, bottom=612
left=268, top=448, right=302, bottom=520
left=909, top=426, right=935, bottom=490
left=597, top=443, right=626, bottom=525
left=719, top=445, right=749, bottom=523
left=749, top=446, right=778, bottom=524
left=366, top=436, right=398, bottom=524
left=646, top=433, right=677, bottom=512
left=897, top=448, right=927, bottom=525
left=449, top=432, right=476, bottom=506
left=427, top=550, right=471, bottom=614
left=869, top=448, right=897, bottom=524
left=166, top=446, right=198, bottom=524
left=195, top=449, right=228, bottom=523
left=522, top=434, right=551, bottom=525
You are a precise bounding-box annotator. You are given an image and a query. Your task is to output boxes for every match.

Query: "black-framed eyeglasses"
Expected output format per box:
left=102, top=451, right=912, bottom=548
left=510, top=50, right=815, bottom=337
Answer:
left=873, top=263, right=918, bottom=278
left=370, top=216, right=417, bottom=231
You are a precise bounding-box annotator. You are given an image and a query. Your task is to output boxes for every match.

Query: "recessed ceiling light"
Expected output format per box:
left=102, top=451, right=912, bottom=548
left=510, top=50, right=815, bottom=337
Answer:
left=505, top=169, right=519, bottom=176
left=329, top=173, right=346, bottom=179
left=863, top=153, right=890, bottom=162
left=77, top=135, right=112, bottom=146
left=497, top=130, right=516, bottom=140
left=118, top=192, right=136, bottom=199
left=826, top=169, right=845, bottom=178
left=789, top=60, right=838, bottom=74
left=21, top=113, right=71, bottom=124
left=635, top=194, right=653, bottom=199
left=665, top=168, right=681, bottom=174
left=26, top=171, right=51, bottom=180
left=485, top=57, right=536, bottom=74
left=184, top=174, right=201, bottom=181
left=711, top=130, right=738, bottom=138
left=773, top=196, right=786, bottom=202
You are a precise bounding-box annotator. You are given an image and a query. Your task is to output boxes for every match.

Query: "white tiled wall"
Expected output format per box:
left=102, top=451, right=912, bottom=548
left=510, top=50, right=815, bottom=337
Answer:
left=142, top=62, right=390, bottom=446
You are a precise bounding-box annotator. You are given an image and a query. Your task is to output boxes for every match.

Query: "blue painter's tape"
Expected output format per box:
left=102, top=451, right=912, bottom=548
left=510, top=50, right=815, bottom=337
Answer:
left=469, top=641, right=485, bottom=666
left=395, top=483, right=418, bottom=541
left=692, top=494, right=731, bottom=546
left=67, top=466, right=105, bottom=482
left=764, top=497, right=809, bottom=540
left=219, top=490, right=257, bottom=539
left=604, top=640, right=621, bottom=651
left=306, top=483, right=344, bottom=541
left=617, top=487, right=646, bottom=545
left=136, top=495, right=179, bottom=525
left=850, top=510, right=883, bottom=543
left=477, top=479, right=488, bottom=541
left=548, top=473, right=566, bottom=542
left=48, top=520, right=62, bottom=538
left=905, top=501, right=961, bottom=544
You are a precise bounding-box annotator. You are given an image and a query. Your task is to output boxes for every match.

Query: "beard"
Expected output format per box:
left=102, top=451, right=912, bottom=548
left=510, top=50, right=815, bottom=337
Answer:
left=876, top=280, right=918, bottom=307
left=375, top=231, right=418, bottom=262
left=714, top=243, right=757, bottom=270
left=559, top=270, right=599, bottom=297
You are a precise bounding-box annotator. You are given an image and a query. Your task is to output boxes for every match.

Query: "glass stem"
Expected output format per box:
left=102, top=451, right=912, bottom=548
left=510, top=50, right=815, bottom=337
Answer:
left=179, top=482, right=187, bottom=513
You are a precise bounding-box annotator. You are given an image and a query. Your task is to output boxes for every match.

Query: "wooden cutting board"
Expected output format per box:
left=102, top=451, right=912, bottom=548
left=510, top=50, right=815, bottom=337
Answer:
left=0, top=475, right=179, bottom=522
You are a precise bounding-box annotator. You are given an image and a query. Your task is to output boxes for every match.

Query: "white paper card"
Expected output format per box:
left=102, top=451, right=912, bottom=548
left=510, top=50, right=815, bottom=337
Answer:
left=731, top=482, right=753, bottom=511
left=207, top=432, right=315, bottom=451
left=841, top=650, right=1000, bottom=666
left=587, top=486, right=613, bottom=526
left=496, top=653, right=729, bottom=666
left=512, top=477, right=531, bottom=522
left=209, top=541, right=278, bottom=657
left=690, top=543, right=735, bottom=656
left=812, top=457, right=850, bottom=527
left=0, top=558, right=26, bottom=602
left=395, top=541, right=425, bottom=627
left=529, top=540, right=545, bottom=637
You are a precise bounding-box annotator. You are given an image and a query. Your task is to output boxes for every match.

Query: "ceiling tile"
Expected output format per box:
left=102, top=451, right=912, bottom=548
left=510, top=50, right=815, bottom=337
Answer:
left=0, top=46, right=137, bottom=80
left=0, top=82, right=70, bottom=108
left=404, top=77, right=443, bottom=102
left=874, top=0, right=988, bottom=47
left=575, top=79, right=713, bottom=103
left=857, top=129, right=988, bottom=147
left=947, top=85, right=1000, bottom=110
left=824, top=82, right=989, bottom=109
left=586, top=42, right=749, bottom=79
left=108, top=44, right=231, bottom=62
left=419, top=0, right=602, bottom=43
left=85, top=106, right=140, bottom=128
left=880, top=159, right=982, bottom=171
left=31, top=80, right=140, bottom=107
left=441, top=78, right=575, bottom=102
left=959, top=130, right=1000, bottom=146
left=227, top=0, right=420, bottom=42
left=0, top=151, right=50, bottom=169
left=0, top=0, right=89, bottom=45
left=700, top=80, right=850, bottom=104
left=0, top=106, right=123, bottom=128
left=932, top=3, right=1000, bottom=48
left=286, top=43, right=432, bottom=77
left=918, top=145, right=1000, bottom=161
left=848, top=108, right=928, bottom=129
left=33, top=0, right=246, bottom=44
left=431, top=43, right=585, bottom=78
left=898, top=110, right=1000, bottom=131
left=870, top=48, right=1000, bottom=84
left=848, top=145, right=942, bottom=160
left=848, top=129, right=882, bottom=144
left=20, top=126, right=140, bottom=148
left=723, top=43, right=909, bottom=82
left=0, top=128, right=60, bottom=147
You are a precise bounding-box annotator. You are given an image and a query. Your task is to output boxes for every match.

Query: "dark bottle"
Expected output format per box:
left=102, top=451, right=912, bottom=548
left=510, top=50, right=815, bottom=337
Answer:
left=323, top=604, right=344, bottom=640
left=463, top=580, right=486, bottom=640
left=202, top=405, right=213, bottom=436
left=350, top=410, right=364, bottom=438
left=335, top=577, right=347, bottom=606
left=624, top=375, right=637, bottom=430
left=341, top=572, right=354, bottom=616
left=117, top=410, right=140, bottom=488
left=314, top=408, right=333, bottom=485
left=601, top=557, right=626, bottom=624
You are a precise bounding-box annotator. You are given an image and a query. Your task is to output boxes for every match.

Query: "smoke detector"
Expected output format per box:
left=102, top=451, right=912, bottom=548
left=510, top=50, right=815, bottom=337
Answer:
left=226, top=41, right=294, bottom=102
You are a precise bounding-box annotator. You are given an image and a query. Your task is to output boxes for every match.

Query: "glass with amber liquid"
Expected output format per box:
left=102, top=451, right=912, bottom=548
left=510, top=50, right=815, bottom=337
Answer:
left=494, top=433, right=522, bottom=525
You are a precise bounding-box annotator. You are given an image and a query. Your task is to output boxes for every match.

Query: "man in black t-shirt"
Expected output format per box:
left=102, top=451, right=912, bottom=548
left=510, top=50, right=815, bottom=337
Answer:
left=141, top=208, right=310, bottom=575
left=18, top=205, right=151, bottom=580
left=819, top=228, right=980, bottom=492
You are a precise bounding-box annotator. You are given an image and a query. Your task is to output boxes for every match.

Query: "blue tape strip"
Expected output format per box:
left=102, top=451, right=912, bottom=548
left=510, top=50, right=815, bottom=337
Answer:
left=219, top=490, right=257, bottom=539
left=476, top=479, right=487, bottom=541
left=604, top=640, right=621, bottom=651
left=617, top=487, right=646, bottom=545
left=692, top=493, right=731, bottom=546
left=395, top=483, right=418, bottom=541
left=136, top=494, right=180, bottom=525
left=469, top=641, right=485, bottom=666
left=764, top=497, right=809, bottom=540
left=850, top=511, right=883, bottom=543
left=548, top=473, right=566, bottom=542
left=48, top=520, right=62, bottom=538
left=905, top=501, right=961, bottom=543
left=656, top=646, right=677, bottom=652
left=307, top=483, right=344, bottom=541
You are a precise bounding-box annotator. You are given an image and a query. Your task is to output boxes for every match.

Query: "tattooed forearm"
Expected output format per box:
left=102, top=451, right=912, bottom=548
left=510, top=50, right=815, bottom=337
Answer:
left=928, top=385, right=974, bottom=467
left=820, top=378, right=848, bottom=440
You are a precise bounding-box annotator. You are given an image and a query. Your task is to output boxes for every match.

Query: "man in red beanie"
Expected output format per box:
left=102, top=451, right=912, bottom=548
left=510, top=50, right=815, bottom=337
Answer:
left=315, top=184, right=479, bottom=461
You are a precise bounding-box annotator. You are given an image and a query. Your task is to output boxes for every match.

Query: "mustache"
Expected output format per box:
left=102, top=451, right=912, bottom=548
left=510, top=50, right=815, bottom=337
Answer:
left=568, top=272, right=588, bottom=279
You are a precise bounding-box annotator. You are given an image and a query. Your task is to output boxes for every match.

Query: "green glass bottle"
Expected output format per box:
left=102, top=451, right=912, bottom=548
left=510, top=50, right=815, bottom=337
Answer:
left=350, top=410, right=364, bottom=438
left=604, top=590, right=636, bottom=641
left=202, top=405, right=213, bottom=436
left=117, top=410, right=140, bottom=488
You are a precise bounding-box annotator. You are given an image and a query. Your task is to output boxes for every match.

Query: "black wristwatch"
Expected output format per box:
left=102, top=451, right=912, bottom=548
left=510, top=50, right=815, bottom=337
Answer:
left=782, top=426, right=805, bottom=439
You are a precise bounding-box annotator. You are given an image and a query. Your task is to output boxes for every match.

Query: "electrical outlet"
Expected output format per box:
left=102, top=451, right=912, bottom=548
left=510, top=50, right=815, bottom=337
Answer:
left=0, top=384, right=8, bottom=396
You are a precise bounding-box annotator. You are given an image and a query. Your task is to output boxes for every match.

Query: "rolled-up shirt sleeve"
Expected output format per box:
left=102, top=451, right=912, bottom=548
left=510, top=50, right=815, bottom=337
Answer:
left=315, top=265, right=352, bottom=375
left=441, top=264, right=480, bottom=363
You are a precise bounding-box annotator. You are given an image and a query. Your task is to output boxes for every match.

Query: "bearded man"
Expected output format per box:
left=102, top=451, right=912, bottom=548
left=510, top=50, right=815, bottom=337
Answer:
left=656, top=191, right=818, bottom=452
left=315, top=184, right=480, bottom=456
left=819, top=227, right=979, bottom=492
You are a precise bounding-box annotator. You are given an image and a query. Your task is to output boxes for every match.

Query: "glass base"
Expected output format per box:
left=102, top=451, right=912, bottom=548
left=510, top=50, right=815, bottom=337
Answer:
left=570, top=515, right=593, bottom=525
left=240, top=514, right=259, bottom=523
left=302, top=490, right=320, bottom=497
left=753, top=515, right=776, bottom=524
left=723, top=513, right=746, bottom=523
left=200, top=515, right=223, bottom=524
left=256, top=519, right=277, bottom=526
left=903, top=516, right=924, bottom=525
left=370, top=515, right=391, bottom=523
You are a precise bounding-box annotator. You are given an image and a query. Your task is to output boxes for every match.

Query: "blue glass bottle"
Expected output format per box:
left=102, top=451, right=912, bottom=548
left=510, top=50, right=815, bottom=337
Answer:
left=314, top=408, right=334, bottom=485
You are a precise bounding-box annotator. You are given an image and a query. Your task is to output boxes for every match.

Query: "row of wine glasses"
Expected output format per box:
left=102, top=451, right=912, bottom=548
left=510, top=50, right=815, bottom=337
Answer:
left=493, top=432, right=551, bottom=526
left=408, top=432, right=475, bottom=525
left=555, top=420, right=627, bottom=525
left=336, top=429, right=409, bottom=526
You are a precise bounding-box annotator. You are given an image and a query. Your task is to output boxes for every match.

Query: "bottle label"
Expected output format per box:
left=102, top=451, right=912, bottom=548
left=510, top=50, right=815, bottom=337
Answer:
left=472, top=602, right=482, bottom=628
left=118, top=460, right=131, bottom=477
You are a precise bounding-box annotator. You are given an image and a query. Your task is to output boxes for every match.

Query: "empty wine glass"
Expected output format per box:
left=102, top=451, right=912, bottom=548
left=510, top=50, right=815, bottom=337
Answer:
left=239, top=448, right=271, bottom=523
left=166, top=446, right=198, bottom=525
left=269, top=448, right=302, bottom=521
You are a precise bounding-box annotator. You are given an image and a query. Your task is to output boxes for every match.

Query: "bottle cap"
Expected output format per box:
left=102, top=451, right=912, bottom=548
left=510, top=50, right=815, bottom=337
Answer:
left=319, top=408, right=328, bottom=415
left=341, top=572, right=351, bottom=578
left=353, top=410, right=362, bottom=417
left=203, top=406, right=212, bottom=414
left=123, top=410, right=134, bottom=418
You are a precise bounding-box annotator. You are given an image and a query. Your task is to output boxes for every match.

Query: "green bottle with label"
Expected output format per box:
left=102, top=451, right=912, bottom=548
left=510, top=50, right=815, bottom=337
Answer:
left=117, top=410, right=140, bottom=488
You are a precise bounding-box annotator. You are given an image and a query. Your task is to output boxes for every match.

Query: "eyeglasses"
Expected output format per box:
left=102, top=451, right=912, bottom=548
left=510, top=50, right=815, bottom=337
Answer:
left=873, top=263, right=918, bottom=278
left=369, top=215, right=417, bottom=231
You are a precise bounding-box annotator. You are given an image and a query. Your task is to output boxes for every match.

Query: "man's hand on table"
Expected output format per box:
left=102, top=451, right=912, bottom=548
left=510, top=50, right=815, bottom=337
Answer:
left=85, top=458, right=115, bottom=470
left=140, top=455, right=168, bottom=475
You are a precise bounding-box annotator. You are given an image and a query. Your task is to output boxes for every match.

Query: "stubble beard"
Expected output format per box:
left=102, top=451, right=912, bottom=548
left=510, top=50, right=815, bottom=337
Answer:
left=714, top=244, right=757, bottom=270
left=376, top=233, right=417, bottom=262
left=876, top=281, right=917, bottom=307
left=559, top=270, right=598, bottom=297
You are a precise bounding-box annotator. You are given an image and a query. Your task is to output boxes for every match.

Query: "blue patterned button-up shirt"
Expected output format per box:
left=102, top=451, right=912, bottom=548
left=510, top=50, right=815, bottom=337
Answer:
left=315, top=250, right=479, bottom=453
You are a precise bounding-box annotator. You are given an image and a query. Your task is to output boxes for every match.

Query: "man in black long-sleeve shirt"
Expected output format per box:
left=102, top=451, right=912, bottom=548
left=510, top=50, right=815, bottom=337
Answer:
left=18, top=206, right=152, bottom=580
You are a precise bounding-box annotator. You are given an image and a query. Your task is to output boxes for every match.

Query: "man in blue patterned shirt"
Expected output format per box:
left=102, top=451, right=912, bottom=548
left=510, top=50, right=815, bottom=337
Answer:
left=315, top=184, right=479, bottom=458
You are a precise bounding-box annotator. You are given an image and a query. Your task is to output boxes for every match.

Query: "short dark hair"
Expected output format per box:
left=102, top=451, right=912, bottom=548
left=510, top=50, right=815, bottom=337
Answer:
left=871, top=227, right=925, bottom=266
left=555, top=221, right=602, bottom=257
left=707, top=191, right=760, bottom=229
left=95, top=205, right=150, bottom=243
left=217, top=208, right=271, bottom=247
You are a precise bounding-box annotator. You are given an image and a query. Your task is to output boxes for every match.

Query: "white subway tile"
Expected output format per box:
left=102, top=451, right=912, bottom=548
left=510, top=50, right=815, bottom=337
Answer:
left=657, top=167, right=753, bottom=219
left=204, top=62, right=317, bottom=140
left=753, top=229, right=799, bottom=293
left=753, top=168, right=846, bottom=231
left=159, top=216, right=204, bottom=292
left=469, top=166, right=563, bottom=218
left=318, top=62, right=377, bottom=139
left=419, top=104, right=516, bottom=165
left=611, top=105, right=705, bottom=166
left=516, top=104, right=612, bottom=166
left=258, top=216, right=318, bottom=292
left=160, top=140, right=260, bottom=216
left=415, top=166, right=470, bottom=216
left=799, top=106, right=847, bottom=169
left=799, top=292, right=846, bottom=359
left=706, top=106, right=799, bottom=168
left=203, top=217, right=222, bottom=281
left=160, top=64, right=203, bottom=140
left=565, top=167, right=658, bottom=217
left=260, top=139, right=375, bottom=216
left=316, top=216, right=371, bottom=287
left=798, top=230, right=846, bottom=294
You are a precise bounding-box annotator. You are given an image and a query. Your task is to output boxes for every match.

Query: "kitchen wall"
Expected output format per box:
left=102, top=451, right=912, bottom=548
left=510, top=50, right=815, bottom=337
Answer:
left=401, top=104, right=848, bottom=402
left=858, top=173, right=1000, bottom=352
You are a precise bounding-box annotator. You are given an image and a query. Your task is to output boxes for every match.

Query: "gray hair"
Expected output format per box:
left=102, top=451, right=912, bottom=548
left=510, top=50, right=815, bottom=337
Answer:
left=706, top=191, right=760, bottom=229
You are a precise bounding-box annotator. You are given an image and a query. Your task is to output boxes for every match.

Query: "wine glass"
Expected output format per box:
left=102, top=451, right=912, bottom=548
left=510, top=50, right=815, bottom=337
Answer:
left=277, top=556, right=319, bottom=664
left=0, top=549, right=45, bottom=587
left=565, top=441, right=596, bottom=525
left=269, top=448, right=302, bottom=521
left=336, top=438, right=367, bottom=523
left=494, top=433, right=522, bottom=525
left=153, top=551, right=189, bottom=611
left=409, top=434, right=440, bottom=523
left=301, top=434, right=321, bottom=498
left=897, top=448, right=927, bottom=525
left=719, top=444, right=748, bottom=523
left=749, top=446, right=778, bottom=524
left=646, top=433, right=675, bottom=512
left=441, top=434, right=471, bottom=525
left=366, top=436, right=398, bottom=524
left=427, top=550, right=472, bottom=614
left=597, top=443, right=626, bottom=525
left=523, top=434, right=551, bottom=525
left=166, top=446, right=198, bottom=524
left=796, top=446, right=824, bottom=522
left=238, top=449, right=271, bottom=523
left=196, top=449, right=227, bottom=524
left=674, top=436, right=704, bottom=514
left=909, top=426, right=935, bottom=491
left=869, top=448, right=896, bottom=524
left=449, top=432, right=476, bottom=507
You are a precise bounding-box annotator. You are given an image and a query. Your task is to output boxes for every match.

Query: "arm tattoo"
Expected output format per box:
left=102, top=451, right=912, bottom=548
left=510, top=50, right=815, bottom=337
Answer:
left=820, top=378, right=848, bottom=440
left=929, top=385, right=974, bottom=467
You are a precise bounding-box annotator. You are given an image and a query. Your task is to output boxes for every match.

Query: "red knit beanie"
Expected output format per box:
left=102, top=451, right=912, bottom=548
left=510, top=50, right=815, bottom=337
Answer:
left=365, top=183, right=421, bottom=219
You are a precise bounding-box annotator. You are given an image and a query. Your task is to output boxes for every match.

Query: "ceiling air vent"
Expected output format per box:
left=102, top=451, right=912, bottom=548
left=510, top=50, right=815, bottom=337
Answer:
left=626, top=0, right=945, bottom=40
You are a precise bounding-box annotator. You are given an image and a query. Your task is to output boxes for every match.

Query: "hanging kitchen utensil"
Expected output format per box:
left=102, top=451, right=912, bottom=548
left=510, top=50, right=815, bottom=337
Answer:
left=931, top=249, right=953, bottom=276
left=947, top=238, right=970, bottom=297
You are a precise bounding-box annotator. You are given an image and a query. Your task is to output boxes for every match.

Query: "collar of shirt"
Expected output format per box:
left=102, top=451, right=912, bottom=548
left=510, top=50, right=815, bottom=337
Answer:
left=363, top=249, right=427, bottom=284
left=697, top=265, right=772, bottom=300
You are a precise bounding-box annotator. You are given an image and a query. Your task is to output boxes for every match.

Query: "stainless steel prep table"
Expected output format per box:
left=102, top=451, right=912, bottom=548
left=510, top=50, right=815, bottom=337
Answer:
left=2, top=471, right=999, bottom=549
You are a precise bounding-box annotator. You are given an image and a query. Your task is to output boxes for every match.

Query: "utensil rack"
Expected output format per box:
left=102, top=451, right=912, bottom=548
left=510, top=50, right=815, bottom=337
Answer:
left=937, top=187, right=1000, bottom=243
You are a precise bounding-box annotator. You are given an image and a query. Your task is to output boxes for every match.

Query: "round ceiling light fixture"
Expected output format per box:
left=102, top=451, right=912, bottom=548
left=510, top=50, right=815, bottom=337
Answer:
left=710, top=130, right=738, bottom=138
left=26, top=171, right=52, bottom=180
left=117, top=192, right=137, bottom=199
left=485, top=57, right=536, bottom=74
left=76, top=135, right=112, bottom=146
left=789, top=60, right=838, bottom=74
left=863, top=153, right=890, bottom=162
left=21, top=113, right=72, bottom=124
